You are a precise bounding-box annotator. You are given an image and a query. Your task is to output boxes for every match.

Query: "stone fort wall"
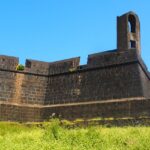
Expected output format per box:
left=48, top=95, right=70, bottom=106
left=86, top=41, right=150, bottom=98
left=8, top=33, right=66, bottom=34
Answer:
left=0, top=11, right=150, bottom=122
left=0, top=49, right=150, bottom=121
left=0, top=49, right=149, bottom=105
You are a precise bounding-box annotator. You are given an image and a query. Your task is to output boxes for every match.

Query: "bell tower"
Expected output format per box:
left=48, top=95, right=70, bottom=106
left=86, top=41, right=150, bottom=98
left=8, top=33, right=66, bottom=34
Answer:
left=117, top=11, right=141, bottom=55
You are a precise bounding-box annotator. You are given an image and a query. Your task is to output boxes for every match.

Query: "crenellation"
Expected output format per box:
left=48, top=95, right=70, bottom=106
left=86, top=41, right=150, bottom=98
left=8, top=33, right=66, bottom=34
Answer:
left=87, top=49, right=139, bottom=68
left=0, top=55, right=19, bottom=71
left=25, top=59, right=50, bottom=75
left=48, top=57, right=80, bottom=75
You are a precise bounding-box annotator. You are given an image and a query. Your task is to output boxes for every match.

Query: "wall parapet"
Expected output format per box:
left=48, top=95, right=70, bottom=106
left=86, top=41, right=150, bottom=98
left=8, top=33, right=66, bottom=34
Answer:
left=0, top=49, right=148, bottom=77
left=25, top=59, right=50, bottom=75
left=87, top=49, right=139, bottom=68
left=0, top=55, right=19, bottom=70
left=48, top=57, right=80, bottom=75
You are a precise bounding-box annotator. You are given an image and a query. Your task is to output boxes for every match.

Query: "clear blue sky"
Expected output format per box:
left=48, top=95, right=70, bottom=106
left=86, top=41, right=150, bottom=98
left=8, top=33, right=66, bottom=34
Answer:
left=0, top=0, right=150, bottom=69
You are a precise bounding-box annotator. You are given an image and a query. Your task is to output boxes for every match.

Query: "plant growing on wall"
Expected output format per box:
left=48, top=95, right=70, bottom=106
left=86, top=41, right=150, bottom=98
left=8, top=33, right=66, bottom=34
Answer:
left=16, top=64, right=25, bottom=71
left=69, top=67, right=77, bottom=72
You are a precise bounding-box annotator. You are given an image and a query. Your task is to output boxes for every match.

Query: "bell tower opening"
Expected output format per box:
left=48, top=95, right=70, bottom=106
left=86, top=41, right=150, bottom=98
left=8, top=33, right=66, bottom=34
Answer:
left=128, top=15, right=136, bottom=33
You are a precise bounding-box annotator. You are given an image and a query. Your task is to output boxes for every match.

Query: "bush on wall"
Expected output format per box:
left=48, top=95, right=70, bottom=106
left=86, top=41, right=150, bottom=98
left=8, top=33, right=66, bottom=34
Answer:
left=16, top=64, right=25, bottom=71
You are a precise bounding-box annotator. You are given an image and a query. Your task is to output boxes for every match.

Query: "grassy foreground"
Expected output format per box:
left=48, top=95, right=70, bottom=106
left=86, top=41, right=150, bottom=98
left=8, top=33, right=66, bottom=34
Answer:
left=0, top=119, right=150, bottom=150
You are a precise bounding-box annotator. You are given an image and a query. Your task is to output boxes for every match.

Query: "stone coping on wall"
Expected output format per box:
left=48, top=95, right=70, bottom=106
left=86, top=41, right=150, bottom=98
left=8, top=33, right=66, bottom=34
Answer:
left=0, top=97, right=146, bottom=108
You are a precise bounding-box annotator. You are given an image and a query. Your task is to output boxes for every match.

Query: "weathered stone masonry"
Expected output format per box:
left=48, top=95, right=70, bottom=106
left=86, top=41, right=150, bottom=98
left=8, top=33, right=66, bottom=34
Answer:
left=0, top=11, right=150, bottom=122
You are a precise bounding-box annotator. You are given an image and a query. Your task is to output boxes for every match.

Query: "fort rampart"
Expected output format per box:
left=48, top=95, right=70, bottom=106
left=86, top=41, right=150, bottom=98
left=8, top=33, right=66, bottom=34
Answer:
left=0, top=11, right=150, bottom=122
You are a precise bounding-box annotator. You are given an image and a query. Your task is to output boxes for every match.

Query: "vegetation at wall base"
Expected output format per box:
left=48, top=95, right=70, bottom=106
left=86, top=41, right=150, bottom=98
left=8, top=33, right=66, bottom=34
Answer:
left=0, top=119, right=150, bottom=150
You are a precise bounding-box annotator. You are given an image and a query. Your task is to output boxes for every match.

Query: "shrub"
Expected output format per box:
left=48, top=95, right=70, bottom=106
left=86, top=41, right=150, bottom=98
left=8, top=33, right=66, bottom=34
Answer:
left=16, top=64, right=25, bottom=71
left=43, top=119, right=61, bottom=140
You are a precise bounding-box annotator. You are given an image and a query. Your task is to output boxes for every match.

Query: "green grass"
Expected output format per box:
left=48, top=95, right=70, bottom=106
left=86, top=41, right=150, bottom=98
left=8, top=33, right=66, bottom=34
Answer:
left=0, top=119, right=150, bottom=150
